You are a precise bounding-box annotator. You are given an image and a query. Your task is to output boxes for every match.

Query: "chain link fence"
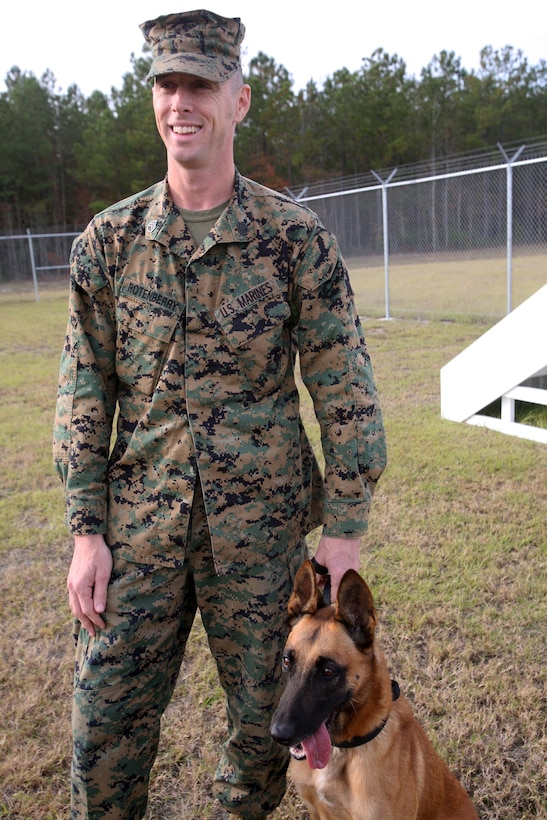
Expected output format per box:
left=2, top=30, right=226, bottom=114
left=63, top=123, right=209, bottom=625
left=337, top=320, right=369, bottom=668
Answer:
left=1, top=140, right=546, bottom=316
left=297, top=139, right=547, bottom=322
left=0, top=229, right=78, bottom=300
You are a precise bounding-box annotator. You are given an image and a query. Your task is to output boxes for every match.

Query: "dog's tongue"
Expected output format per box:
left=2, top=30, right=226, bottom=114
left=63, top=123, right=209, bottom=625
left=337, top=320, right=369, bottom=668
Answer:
left=302, top=722, right=332, bottom=769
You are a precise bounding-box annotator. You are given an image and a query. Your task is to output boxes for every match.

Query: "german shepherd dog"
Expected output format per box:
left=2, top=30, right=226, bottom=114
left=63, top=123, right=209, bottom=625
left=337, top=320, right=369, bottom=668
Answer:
left=271, top=560, right=478, bottom=819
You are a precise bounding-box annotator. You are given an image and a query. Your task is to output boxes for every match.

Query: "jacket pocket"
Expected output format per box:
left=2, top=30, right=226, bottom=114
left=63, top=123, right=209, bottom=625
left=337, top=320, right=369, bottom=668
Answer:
left=215, top=280, right=291, bottom=399
left=115, top=293, right=180, bottom=395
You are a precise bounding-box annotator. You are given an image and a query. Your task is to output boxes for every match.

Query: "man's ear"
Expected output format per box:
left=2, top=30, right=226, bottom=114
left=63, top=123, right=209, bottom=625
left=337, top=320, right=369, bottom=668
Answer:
left=234, top=83, right=251, bottom=124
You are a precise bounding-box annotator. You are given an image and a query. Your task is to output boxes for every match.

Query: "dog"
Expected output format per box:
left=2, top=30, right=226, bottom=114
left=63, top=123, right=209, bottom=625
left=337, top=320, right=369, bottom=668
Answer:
left=270, top=560, right=478, bottom=819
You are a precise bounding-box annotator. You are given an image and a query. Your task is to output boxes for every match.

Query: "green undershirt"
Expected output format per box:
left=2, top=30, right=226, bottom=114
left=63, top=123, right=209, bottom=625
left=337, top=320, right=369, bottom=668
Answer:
left=179, top=200, right=229, bottom=248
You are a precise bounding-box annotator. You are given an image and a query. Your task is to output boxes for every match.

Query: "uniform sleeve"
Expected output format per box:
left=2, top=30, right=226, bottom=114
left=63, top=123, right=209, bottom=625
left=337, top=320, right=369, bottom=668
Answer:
left=53, top=226, right=118, bottom=535
left=293, top=226, right=387, bottom=538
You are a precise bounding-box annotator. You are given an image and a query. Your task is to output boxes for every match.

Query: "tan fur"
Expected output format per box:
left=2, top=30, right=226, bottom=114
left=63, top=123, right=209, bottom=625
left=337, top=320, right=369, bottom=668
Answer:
left=274, top=561, right=478, bottom=820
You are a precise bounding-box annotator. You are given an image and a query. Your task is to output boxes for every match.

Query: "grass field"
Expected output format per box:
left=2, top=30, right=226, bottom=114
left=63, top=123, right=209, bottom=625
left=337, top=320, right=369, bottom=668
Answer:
left=1, top=288, right=546, bottom=819
left=347, top=249, right=547, bottom=321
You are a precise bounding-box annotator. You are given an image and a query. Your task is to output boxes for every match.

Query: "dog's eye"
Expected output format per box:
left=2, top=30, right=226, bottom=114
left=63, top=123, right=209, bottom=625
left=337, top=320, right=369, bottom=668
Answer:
left=282, top=654, right=291, bottom=669
left=322, top=666, right=336, bottom=678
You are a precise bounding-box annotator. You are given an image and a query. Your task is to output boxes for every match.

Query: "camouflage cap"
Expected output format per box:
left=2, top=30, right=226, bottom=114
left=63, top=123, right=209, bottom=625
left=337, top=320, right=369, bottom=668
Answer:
left=140, top=9, right=245, bottom=83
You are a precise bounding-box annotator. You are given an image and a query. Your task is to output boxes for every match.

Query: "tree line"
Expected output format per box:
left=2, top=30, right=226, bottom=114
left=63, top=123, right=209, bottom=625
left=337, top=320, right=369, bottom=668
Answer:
left=1, top=45, right=546, bottom=233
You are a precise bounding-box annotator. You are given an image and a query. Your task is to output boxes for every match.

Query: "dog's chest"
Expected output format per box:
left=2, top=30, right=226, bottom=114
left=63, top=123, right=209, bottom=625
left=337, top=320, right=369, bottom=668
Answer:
left=290, top=750, right=362, bottom=818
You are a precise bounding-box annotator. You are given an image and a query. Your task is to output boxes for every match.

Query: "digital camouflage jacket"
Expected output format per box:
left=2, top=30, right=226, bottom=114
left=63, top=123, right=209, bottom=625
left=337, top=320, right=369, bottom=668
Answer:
left=53, top=173, right=386, bottom=573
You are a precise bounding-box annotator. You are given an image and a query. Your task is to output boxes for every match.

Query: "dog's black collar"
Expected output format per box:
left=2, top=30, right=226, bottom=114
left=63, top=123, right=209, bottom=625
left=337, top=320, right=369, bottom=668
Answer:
left=333, top=680, right=401, bottom=749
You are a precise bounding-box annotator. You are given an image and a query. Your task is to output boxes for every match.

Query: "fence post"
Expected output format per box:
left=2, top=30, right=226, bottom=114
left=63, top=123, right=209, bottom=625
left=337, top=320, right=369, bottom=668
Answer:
left=26, top=228, right=39, bottom=302
left=498, top=143, right=525, bottom=314
left=371, top=168, right=397, bottom=319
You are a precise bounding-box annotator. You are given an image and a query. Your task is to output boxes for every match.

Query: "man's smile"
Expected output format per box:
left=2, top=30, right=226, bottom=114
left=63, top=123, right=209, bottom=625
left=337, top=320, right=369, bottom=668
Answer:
left=171, top=125, right=202, bottom=135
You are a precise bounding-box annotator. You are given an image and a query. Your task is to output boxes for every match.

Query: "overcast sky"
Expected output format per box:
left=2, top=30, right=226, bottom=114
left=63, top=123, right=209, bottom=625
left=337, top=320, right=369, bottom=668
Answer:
left=2, top=0, right=546, bottom=97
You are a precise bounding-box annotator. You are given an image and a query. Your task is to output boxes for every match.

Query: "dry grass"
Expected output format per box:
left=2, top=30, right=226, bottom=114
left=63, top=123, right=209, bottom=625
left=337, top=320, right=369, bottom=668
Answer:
left=1, top=290, right=546, bottom=818
left=348, top=248, right=547, bottom=320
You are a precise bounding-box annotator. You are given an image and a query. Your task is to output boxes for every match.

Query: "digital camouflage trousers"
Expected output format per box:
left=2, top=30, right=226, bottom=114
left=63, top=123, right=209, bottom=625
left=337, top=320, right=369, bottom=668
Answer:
left=71, top=484, right=308, bottom=819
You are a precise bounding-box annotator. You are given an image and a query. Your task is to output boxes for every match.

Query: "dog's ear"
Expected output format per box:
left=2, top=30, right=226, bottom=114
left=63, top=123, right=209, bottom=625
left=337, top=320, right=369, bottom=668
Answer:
left=287, top=559, right=322, bottom=625
left=334, top=570, right=377, bottom=651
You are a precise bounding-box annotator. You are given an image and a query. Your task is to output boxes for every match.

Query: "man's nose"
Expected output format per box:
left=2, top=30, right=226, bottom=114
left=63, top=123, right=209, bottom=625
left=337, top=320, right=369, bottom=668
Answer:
left=171, top=88, right=193, bottom=111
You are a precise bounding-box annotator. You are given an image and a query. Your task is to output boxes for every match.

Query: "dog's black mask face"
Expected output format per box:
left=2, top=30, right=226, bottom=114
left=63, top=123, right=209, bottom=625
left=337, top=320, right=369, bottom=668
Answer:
left=271, top=629, right=352, bottom=747
left=271, top=560, right=378, bottom=748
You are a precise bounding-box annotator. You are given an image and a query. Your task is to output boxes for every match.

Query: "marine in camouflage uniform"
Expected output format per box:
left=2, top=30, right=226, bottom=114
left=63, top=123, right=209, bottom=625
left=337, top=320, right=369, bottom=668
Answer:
left=53, top=10, right=386, bottom=820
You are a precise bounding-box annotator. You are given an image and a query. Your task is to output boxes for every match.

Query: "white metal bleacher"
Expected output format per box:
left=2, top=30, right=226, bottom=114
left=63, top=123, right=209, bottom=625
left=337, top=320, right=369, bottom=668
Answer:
left=440, top=284, right=547, bottom=443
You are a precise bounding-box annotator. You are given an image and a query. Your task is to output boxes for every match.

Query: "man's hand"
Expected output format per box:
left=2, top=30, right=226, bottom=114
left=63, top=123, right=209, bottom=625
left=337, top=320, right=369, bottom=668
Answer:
left=67, top=534, right=112, bottom=637
left=313, top=535, right=361, bottom=601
